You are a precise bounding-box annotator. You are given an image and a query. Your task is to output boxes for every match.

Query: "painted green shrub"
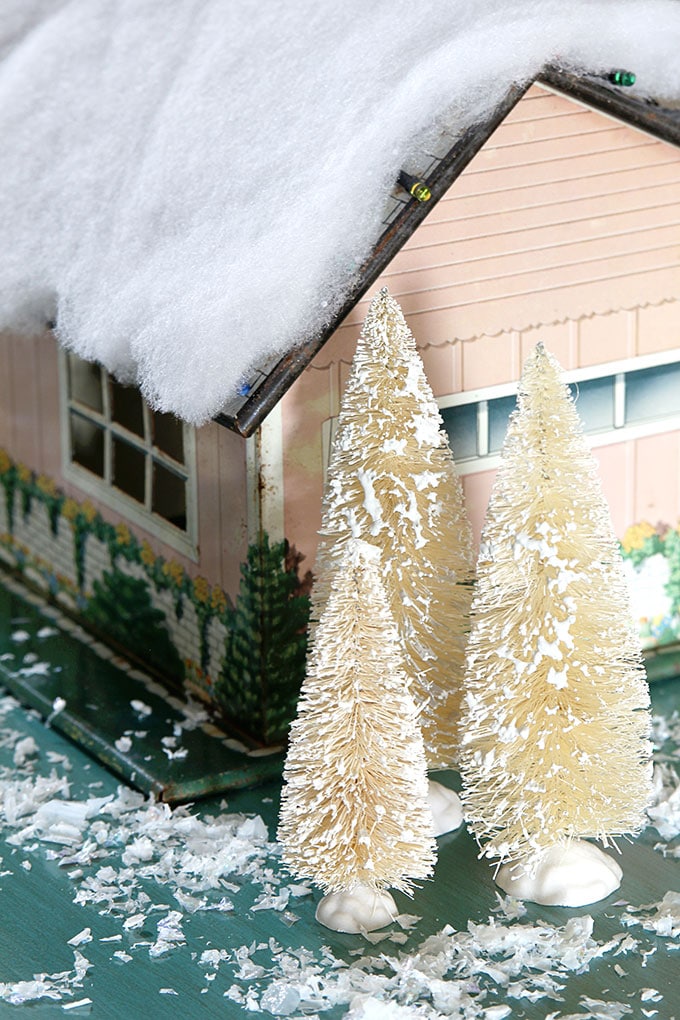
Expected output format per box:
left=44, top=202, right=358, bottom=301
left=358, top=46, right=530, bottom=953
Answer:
left=215, top=534, right=310, bottom=746
left=0, top=449, right=313, bottom=745
left=84, top=568, right=184, bottom=682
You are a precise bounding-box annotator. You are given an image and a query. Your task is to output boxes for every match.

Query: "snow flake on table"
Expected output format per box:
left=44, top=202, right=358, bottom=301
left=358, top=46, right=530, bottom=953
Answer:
left=1, top=688, right=679, bottom=1014
left=0, top=951, right=92, bottom=1007
left=621, top=891, right=680, bottom=940
left=647, top=711, right=680, bottom=857
left=222, top=911, right=632, bottom=1018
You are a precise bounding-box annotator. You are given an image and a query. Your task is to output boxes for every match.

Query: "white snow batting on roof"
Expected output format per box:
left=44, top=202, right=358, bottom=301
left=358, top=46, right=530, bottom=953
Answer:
left=1, top=0, right=679, bottom=424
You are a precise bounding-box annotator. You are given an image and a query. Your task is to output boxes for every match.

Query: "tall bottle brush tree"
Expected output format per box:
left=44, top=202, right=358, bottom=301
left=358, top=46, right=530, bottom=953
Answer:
left=278, top=539, right=436, bottom=932
left=313, top=288, right=474, bottom=771
left=458, top=343, right=652, bottom=904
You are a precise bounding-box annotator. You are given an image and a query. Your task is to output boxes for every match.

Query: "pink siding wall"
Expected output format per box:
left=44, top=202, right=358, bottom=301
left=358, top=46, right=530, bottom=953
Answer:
left=281, top=85, right=680, bottom=567
left=0, top=329, right=248, bottom=598
left=462, top=432, right=680, bottom=549
left=0, top=329, right=58, bottom=474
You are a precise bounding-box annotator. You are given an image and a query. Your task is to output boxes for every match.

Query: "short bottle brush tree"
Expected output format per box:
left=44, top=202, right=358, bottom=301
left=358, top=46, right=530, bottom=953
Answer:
left=278, top=539, right=436, bottom=932
left=458, top=343, right=653, bottom=907
left=313, top=288, right=474, bottom=829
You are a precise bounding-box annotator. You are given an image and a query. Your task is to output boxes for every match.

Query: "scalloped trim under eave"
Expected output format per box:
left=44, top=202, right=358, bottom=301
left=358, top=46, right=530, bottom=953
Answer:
left=307, top=273, right=680, bottom=370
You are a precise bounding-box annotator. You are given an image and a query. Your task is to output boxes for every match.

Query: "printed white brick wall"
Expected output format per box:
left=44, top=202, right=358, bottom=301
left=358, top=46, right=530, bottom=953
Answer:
left=207, top=618, right=228, bottom=681
left=13, top=501, right=76, bottom=591
left=165, top=595, right=201, bottom=673
left=82, top=533, right=111, bottom=596
left=0, top=466, right=219, bottom=689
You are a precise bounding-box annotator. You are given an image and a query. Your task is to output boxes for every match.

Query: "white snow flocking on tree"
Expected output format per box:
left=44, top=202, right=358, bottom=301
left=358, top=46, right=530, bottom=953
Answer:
left=278, top=539, right=436, bottom=928
left=458, top=343, right=653, bottom=903
left=1, top=1, right=680, bottom=422
left=312, top=288, right=474, bottom=773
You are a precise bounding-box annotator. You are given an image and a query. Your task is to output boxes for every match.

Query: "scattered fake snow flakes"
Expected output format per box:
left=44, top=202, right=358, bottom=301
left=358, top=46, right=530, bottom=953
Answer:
left=46, top=697, right=67, bottom=726
left=224, top=913, right=624, bottom=1017
left=651, top=711, right=680, bottom=758
left=0, top=951, right=92, bottom=1006
left=647, top=713, right=680, bottom=855
left=3, top=784, right=279, bottom=939
left=149, top=910, right=186, bottom=958
left=67, top=928, right=93, bottom=947
left=549, top=997, right=634, bottom=1019
left=37, top=626, right=59, bottom=640
left=114, top=736, right=132, bottom=753
left=130, top=700, right=152, bottom=718
left=1, top=690, right=678, bottom=1016
left=621, top=891, right=680, bottom=939
left=12, top=735, right=38, bottom=766
left=647, top=763, right=680, bottom=842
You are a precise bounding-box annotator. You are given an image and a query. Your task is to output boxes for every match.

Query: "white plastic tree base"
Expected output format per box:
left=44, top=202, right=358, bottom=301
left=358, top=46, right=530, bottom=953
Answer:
left=496, top=839, right=623, bottom=907
left=315, top=886, right=398, bottom=933
left=427, top=779, right=464, bottom=836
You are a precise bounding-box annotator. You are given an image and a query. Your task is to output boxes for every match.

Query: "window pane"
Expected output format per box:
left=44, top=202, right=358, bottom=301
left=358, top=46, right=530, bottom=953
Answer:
left=440, top=402, right=478, bottom=459
left=110, top=378, right=144, bottom=437
left=152, top=411, right=184, bottom=463
left=568, top=376, right=615, bottom=433
left=625, top=362, right=680, bottom=425
left=488, top=395, right=517, bottom=453
left=68, top=358, right=103, bottom=412
left=152, top=462, right=187, bottom=530
left=112, top=438, right=146, bottom=503
left=70, top=412, right=104, bottom=476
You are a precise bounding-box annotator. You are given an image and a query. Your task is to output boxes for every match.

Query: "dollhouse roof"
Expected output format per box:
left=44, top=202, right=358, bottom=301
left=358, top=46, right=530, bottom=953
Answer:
left=220, top=66, right=680, bottom=436
left=1, top=2, right=680, bottom=435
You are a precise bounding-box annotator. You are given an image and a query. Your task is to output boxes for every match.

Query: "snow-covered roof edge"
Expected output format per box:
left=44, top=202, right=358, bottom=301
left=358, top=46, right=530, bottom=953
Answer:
left=217, top=66, right=680, bottom=438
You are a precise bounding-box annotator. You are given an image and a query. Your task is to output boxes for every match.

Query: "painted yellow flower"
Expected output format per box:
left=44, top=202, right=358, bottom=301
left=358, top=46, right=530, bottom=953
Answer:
left=17, top=463, right=32, bottom=484
left=0, top=449, right=11, bottom=474
left=210, top=585, right=227, bottom=614
left=622, top=520, right=657, bottom=553
left=81, top=500, right=97, bottom=523
left=193, top=576, right=210, bottom=604
left=62, top=498, right=80, bottom=522
left=140, top=539, right=156, bottom=567
left=162, top=560, right=185, bottom=586
left=36, top=474, right=58, bottom=498
left=115, top=522, right=132, bottom=546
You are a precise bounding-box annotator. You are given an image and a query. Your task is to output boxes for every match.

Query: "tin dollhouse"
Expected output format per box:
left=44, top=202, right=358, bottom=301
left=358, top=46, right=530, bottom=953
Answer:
left=1, top=67, right=679, bottom=751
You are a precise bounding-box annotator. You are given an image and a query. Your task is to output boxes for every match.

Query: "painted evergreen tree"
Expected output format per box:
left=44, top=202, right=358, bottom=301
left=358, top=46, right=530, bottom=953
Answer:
left=313, top=288, right=474, bottom=770
left=458, top=343, right=652, bottom=890
left=278, top=539, right=436, bottom=925
left=214, top=533, right=309, bottom=746
left=84, top=569, right=184, bottom=682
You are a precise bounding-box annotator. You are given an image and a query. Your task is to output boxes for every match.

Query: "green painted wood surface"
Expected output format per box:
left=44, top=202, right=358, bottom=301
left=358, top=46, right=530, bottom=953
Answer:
left=0, top=682, right=677, bottom=1017
left=0, top=575, right=678, bottom=1017
left=0, top=580, right=283, bottom=801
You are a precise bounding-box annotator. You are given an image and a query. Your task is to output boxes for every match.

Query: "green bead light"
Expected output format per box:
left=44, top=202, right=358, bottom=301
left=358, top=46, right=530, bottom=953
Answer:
left=608, top=69, right=636, bottom=87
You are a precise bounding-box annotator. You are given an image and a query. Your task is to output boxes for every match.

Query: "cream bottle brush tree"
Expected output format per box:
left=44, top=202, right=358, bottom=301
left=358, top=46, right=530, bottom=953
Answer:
left=312, top=288, right=474, bottom=828
left=458, top=342, right=653, bottom=907
left=278, top=539, right=436, bottom=933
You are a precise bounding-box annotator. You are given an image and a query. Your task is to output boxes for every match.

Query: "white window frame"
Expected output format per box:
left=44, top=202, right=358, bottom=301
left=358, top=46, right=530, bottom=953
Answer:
left=59, top=351, right=199, bottom=560
left=439, top=347, right=680, bottom=475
